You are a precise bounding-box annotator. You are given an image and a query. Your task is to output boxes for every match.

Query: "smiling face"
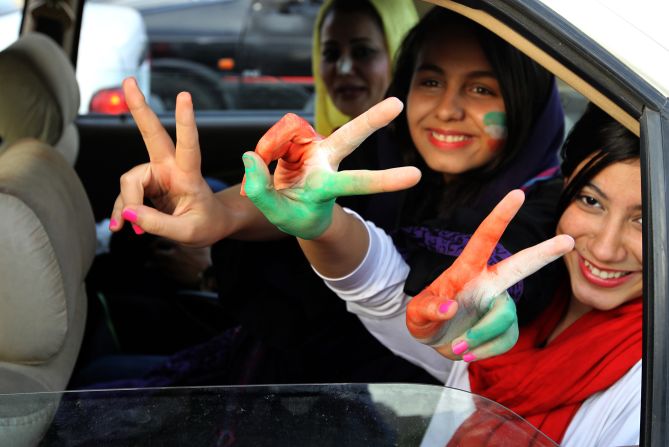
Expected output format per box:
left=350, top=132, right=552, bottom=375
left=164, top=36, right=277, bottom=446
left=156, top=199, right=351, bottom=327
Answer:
left=557, top=159, right=643, bottom=313
left=406, top=26, right=506, bottom=180
left=319, top=10, right=390, bottom=119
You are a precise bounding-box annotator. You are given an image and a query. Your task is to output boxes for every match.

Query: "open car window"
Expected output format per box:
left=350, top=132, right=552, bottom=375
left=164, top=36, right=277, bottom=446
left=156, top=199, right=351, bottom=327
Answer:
left=78, top=0, right=321, bottom=115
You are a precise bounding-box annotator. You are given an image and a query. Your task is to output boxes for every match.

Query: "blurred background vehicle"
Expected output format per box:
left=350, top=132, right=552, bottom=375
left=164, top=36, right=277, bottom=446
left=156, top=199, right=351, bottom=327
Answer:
left=0, top=0, right=151, bottom=114
left=86, top=0, right=321, bottom=111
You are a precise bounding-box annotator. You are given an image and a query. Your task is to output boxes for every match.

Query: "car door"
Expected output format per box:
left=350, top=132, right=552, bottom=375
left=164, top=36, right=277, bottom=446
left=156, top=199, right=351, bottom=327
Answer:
left=439, top=0, right=668, bottom=444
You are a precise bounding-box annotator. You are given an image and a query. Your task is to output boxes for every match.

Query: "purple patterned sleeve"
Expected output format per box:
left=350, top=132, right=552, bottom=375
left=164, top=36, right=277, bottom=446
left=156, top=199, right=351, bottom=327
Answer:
left=401, top=226, right=524, bottom=301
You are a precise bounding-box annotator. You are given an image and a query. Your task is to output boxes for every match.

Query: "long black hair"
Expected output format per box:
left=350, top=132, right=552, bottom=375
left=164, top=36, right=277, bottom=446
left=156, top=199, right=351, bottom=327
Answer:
left=557, top=103, right=640, bottom=217
left=387, top=8, right=555, bottom=223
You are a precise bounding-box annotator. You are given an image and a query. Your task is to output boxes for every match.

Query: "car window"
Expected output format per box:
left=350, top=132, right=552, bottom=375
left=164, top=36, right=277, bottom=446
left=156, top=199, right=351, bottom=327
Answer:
left=556, top=78, right=588, bottom=136
left=79, top=0, right=321, bottom=115
left=0, top=0, right=22, bottom=49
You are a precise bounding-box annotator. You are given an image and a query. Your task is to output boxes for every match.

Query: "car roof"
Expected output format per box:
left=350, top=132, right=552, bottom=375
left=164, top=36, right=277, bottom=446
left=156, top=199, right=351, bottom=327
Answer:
left=539, top=0, right=669, bottom=97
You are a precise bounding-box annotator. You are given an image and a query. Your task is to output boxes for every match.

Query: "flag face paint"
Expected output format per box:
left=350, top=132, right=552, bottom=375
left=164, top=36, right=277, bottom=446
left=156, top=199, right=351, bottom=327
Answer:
left=483, top=111, right=507, bottom=150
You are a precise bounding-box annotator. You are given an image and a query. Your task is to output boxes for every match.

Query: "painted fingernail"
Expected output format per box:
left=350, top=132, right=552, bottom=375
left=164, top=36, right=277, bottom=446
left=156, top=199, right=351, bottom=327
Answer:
left=463, top=353, right=476, bottom=363
left=131, top=224, right=144, bottom=235
left=452, top=341, right=468, bottom=355
left=109, top=218, right=118, bottom=230
left=242, top=154, right=254, bottom=171
left=122, top=209, right=137, bottom=223
left=438, top=301, right=453, bottom=314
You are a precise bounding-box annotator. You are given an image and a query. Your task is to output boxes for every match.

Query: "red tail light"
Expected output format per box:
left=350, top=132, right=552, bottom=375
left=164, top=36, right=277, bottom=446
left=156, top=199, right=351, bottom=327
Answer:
left=89, top=87, right=130, bottom=114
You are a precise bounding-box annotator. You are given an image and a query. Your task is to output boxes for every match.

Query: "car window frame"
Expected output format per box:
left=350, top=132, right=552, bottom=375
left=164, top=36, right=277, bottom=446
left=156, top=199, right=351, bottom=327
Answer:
left=7, top=0, right=669, bottom=443
left=430, top=1, right=669, bottom=445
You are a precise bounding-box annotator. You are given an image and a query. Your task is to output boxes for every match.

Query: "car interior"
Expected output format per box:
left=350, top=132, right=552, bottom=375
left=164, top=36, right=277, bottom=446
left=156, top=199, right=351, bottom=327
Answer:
left=0, top=31, right=95, bottom=442
left=0, top=0, right=667, bottom=444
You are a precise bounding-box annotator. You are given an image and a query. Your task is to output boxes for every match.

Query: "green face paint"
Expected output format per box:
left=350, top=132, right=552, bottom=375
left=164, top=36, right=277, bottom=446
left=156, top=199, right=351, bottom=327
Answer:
left=483, top=111, right=507, bottom=141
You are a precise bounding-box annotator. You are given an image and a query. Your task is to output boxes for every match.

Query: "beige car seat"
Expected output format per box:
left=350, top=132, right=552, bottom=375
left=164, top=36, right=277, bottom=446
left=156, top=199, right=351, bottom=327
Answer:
left=0, top=32, right=80, bottom=165
left=0, top=33, right=94, bottom=445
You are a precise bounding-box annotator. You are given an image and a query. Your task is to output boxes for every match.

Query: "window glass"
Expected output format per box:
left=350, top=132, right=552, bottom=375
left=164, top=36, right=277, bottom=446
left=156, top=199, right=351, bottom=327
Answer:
left=556, top=78, right=588, bottom=137
left=79, top=0, right=321, bottom=115
left=0, top=0, right=23, bottom=50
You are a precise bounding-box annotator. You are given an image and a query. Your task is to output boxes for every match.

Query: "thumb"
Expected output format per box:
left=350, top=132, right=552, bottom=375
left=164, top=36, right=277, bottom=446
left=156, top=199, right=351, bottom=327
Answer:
left=121, top=204, right=204, bottom=245
left=406, top=295, right=459, bottom=343
left=241, top=151, right=281, bottom=215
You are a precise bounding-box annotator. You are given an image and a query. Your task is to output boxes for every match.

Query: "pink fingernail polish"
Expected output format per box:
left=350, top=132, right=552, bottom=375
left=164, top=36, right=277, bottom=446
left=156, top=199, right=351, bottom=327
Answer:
left=463, top=353, right=476, bottom=362
left=122, top=209, right=137, bottom=223
left=109, top=218, right=118, bottom=230
left=132, top=224, right=144, bottom=235
left=452, top=341, right=468, bottom=355
left=438, top=301, right=453, bottom=314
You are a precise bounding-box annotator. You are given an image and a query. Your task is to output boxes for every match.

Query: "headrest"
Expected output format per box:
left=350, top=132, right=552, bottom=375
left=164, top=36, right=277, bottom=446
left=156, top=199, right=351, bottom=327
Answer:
left=0, top=33, right=80, bottom=159
left=0, top=140, right=95, bottom=363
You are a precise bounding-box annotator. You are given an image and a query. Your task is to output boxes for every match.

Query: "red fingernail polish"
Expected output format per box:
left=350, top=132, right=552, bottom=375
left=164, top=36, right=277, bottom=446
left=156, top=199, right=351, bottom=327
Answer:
left=122, top=209, right=137, bottom=223
left=463, top=353, right=476, bottom=362
left=452, top=341, right=468, bottom=355
left=132, top=224, right=144, bottom=235
left=109, top=218, right=118, bottom=230
left=438, top=301, right=453, bottom=314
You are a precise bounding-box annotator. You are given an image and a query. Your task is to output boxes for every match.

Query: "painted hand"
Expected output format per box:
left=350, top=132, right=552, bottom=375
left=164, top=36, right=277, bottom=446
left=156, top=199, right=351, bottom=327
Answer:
left=406, top=190, right=575, bottom=361
left=242, top=98, right=421, bottom=239
left=110, top=77, right=223, bottom=247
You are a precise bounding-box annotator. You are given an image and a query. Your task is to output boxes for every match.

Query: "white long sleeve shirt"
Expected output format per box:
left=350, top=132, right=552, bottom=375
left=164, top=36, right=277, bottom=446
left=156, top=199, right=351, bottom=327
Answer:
left=315, top=211, right=641, bottom=447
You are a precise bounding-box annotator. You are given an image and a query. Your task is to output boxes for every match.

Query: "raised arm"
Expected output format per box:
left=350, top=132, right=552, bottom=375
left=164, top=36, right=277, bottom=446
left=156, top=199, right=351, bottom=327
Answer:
left=407, top=190, right=574, bottom=361
left=110, top=77, right=285, bottom=246
left=242, top=98, right=421, bottom=276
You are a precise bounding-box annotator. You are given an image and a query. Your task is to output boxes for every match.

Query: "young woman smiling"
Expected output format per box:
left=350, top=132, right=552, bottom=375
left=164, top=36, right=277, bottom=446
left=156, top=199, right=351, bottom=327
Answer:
left=108, top=8, right=565, bottom=385
left=385, top=8, right=564, bottom=224
left=240, top=94, right=640, bottom=444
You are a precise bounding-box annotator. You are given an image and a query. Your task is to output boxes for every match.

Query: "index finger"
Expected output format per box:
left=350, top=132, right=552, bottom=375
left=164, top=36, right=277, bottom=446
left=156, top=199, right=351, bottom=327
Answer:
left=123, top=77, right=175, bottom=163
left=448, top=190, right=525, bottom=283
left=324, top=97, right=404, bottom=166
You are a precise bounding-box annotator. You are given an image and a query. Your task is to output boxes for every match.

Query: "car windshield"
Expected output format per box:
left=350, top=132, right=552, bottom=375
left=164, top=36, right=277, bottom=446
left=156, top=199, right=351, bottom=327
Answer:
left=1, top=383, right=557, bottom=446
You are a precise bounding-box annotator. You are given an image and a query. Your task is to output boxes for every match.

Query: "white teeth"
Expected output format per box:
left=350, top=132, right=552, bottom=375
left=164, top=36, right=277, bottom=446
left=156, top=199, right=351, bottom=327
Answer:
left=583, top=259, right=629, bottom=279
left=431, top=131, right=469, bottom=143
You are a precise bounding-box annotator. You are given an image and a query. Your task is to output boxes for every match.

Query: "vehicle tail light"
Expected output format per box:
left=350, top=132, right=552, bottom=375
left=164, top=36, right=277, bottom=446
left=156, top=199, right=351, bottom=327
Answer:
left=218, top=58, right=235, bottom=71
left=89, top=87, right=130, bottom=114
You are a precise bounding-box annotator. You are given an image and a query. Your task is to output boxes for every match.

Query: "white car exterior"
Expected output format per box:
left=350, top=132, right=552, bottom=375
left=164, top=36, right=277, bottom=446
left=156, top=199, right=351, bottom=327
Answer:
left=540, top=0, right=669, bottom=96
left=0, top=0, right=150, bottom=113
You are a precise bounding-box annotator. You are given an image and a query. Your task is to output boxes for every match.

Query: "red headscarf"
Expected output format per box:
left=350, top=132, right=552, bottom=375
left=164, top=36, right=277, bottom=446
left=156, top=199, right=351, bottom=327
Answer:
left=451, top=289, right=642, bottom=445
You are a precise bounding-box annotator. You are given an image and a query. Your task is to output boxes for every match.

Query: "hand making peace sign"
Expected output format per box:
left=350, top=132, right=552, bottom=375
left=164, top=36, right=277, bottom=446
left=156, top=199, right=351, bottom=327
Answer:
left=407, top=190, right=575, bottom=361
left=110, top=78, right=420, bottom=244
left=110, top=77, right=226, bottom=246
left=241, top=97, right=421, bottom=239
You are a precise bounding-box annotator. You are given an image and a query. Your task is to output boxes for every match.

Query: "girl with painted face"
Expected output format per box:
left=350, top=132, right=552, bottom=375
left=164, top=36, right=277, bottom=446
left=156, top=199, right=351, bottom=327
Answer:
left=387, top=8, right=563, bottom=223
left=241, top=94, right=639, bottom=442
left=348, top=104, right=641, bottom=446
left=313, top=0, right=418, bottom=136
left=110, top=7, right=566, bottom=374
left=105, top=0, right=429, bottom=387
